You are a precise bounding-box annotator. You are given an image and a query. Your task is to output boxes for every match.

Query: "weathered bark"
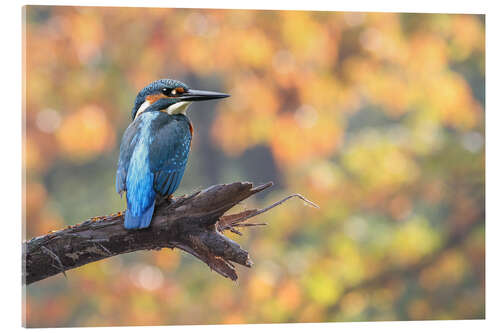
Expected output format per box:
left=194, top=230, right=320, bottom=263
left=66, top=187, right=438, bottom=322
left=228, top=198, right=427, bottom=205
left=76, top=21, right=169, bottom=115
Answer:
left=23, top=181, right=317, bottom=285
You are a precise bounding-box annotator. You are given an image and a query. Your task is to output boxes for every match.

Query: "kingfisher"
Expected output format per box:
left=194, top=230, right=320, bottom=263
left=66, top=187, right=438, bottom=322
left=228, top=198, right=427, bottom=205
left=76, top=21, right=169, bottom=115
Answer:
left=116, top=79, right=229, bottom=229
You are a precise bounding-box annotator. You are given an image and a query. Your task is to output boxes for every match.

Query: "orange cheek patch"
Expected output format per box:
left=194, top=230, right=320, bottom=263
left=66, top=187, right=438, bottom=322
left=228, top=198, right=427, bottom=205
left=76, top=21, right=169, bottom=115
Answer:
left=146, top=93, right=165, bottom=104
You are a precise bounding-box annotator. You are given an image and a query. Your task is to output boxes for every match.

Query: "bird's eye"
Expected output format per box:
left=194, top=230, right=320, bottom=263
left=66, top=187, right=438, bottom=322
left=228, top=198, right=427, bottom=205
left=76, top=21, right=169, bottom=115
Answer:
left=161, top=87, right=185, bottom=96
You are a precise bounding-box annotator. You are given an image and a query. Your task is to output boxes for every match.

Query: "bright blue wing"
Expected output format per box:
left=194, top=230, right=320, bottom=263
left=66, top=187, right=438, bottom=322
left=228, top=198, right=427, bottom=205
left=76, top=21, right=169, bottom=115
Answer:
left=117, top=113, right=157, bottom=229
left=124, top=135, right=156, bottom=229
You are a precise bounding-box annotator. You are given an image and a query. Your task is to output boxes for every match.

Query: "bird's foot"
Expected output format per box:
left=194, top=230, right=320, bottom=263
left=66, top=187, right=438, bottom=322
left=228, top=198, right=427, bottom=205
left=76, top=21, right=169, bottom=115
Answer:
left=156, top=194, right=174, bottom=207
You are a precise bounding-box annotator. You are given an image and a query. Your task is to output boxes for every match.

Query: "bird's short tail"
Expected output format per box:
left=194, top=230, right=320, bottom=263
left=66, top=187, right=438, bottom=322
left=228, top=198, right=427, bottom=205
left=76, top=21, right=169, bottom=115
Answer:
left=124, top=201, right=155, bottom=229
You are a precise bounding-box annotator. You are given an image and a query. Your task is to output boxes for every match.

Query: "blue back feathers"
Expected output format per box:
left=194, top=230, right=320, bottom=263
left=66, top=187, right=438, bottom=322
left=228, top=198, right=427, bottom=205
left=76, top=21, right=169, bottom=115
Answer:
left=116, top=112, right=192, bottom=229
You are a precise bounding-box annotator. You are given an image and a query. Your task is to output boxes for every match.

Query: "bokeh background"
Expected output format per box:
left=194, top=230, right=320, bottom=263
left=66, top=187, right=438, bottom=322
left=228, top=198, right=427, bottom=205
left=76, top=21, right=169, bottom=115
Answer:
left=23, top=6, right=485, bottom=327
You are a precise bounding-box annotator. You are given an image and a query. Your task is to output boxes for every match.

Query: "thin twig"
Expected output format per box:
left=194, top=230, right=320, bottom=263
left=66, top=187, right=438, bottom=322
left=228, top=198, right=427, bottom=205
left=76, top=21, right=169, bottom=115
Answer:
left=224, top=193, right=319, bottom=227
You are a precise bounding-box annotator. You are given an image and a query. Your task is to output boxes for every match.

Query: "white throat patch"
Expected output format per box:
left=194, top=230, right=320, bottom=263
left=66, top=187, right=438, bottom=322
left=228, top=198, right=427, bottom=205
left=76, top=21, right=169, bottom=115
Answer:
left=134, top=100, right=192, bottom=120
left=135, top=100, right=151, bottom=119
left=166, top=101, right=192, bottom=115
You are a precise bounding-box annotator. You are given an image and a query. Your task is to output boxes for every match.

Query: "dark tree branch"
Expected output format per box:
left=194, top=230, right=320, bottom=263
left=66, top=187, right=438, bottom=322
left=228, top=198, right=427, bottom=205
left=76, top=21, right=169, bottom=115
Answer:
left=23, top=181, right=316, bottom=285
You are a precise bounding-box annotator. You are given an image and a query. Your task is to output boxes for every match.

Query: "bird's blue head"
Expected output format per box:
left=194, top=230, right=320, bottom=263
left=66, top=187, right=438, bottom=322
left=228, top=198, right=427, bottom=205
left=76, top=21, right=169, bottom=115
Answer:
left=131, top=79, right=229, bottom=120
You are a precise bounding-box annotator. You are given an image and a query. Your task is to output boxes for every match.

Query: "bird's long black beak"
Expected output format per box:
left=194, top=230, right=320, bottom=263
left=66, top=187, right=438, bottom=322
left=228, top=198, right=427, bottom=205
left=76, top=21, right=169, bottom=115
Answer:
left=180, top=89, right=230, bottom=101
